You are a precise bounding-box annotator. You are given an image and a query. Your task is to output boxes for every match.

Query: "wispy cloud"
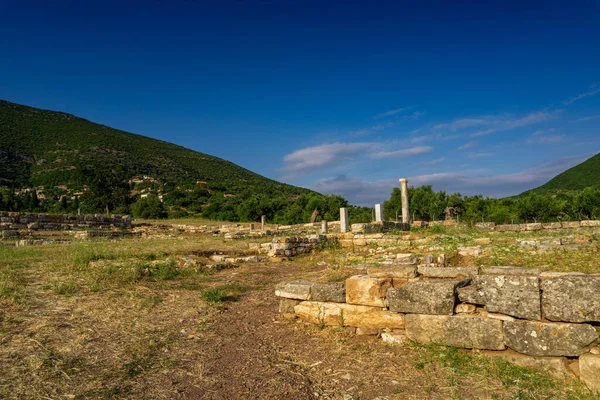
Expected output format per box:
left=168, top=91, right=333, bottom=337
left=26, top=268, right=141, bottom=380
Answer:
left=412, top=111, right=557, bottom=142
left=527, top=128, right=563, bottom=144
left=352, top=111, right=425, bottom=137
left=371, top=146, right=432, bottom=159
left=563, top=87, right=600, bottom=105
left=281, top=142, right=433, bottom=177
left=311, top=155, right=591, bottom=205
left=468, top=152, right=493, bottom=158
left=457, top=141, right=478, bottom=150
left=575, top=115, right=600, bottom=122
left=374, top=107, right=411, bottom=119
left=423, top=157, right=445, bottom=165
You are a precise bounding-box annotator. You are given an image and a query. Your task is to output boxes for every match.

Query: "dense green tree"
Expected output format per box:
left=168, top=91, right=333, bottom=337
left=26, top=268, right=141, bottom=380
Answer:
left=131, top=195, right=168, bottom=219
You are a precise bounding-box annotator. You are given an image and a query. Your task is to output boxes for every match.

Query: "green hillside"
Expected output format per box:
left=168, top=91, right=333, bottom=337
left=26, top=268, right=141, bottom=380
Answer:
left=0, top=100, right=377, bottom=222
left=524, top=153, right=600, bottom=195
left=0, top=100, right=302, bottom=194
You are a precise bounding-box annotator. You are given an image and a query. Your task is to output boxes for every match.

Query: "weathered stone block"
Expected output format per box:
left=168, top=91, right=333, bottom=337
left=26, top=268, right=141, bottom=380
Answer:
left=562, top=221, right=581, bottom=229
left=524, top=223, right=542, bottom=231
left=417, top=266, right=478, bottom=278
left=481, top=266, right=540, bottom=276
left=381, top=331, right=408, bottom=345
left=279, top=298, right=301, bottom=314
left=366, top=265, right=417, bottom=279
left=396, top=253, right=417, bottom=264
left=387, top=279, right=469, bottom=315
left=405, top=314, right=505, bottom=350
left=542, top=275, right=600, bottom=323
left=274, top=280, right=312, bottom=300
left=579, top=354, right=600, bottom=392
left=496, top=224, right=520, bottom=232
left=457, top=275, right=541, bottom=320
left=310, top=282, right=345, bottom=303
left=294, top=301, right=405, bottom=329
left=345, top=275, right=392, bottom=307
left=503, top=320, right=598, bottom=357
left=482, top=349, right=574, bottom=379
left=581, top=220, right=600, bottom=227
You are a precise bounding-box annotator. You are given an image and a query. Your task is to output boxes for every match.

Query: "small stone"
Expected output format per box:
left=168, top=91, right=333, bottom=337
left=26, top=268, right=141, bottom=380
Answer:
left=381, top=332, right=408, bottom=345
left=279, top=298, right=301, bottom=314
left=356, top=327, right=379, bottom=336
left=395, top=253, right=417, bottom=264
left=455, top=303, right=477, bottom=314
left=579, top=354, right=600, bottom=392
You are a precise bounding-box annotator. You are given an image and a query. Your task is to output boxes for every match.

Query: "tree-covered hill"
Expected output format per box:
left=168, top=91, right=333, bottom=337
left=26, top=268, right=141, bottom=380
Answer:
left=0, top=99, right=374, bottom=222
left=523, top=152, right=600, bottom=195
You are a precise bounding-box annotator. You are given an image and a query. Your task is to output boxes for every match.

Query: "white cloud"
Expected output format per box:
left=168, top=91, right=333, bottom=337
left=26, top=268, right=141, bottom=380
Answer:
left=374, top=107, right=411, bottom=119
left=309, top=154, right=590, bottom=205
left=281, top=142, right=433, bottom=177
left=370, top=146, right=432, bottom=159
left=423, top=157, right=445, bottom=165
left=457, top=141, right=478, bottom=150
left=468, top=152, right=493, bottom=159
left=575, top=115, right=600, bottom=122
left=563, top=87, right=600, bottom=105
left=527, top=134, right=564, bottom=144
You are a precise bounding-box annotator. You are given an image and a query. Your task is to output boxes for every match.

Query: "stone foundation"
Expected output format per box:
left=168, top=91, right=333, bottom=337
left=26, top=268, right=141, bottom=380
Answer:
left=275, top=262, right=600, bottom=391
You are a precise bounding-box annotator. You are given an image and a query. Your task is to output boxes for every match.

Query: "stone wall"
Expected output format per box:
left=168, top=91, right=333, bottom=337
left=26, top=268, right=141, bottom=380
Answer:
left=258, top=235, right=326, bottom=258
left=275, top=262, right=600, bottom=391
left=471, top=220, right=600, bottom=231
left=0, top=211, right=132, bottom=239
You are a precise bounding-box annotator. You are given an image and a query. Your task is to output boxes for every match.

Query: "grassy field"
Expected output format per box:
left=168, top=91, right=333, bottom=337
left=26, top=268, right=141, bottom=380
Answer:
left=1, top=230, right=599, bottom=399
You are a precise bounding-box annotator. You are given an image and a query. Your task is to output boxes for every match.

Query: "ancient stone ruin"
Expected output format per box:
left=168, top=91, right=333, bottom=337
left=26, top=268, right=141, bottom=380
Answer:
left=275, top=260, right=600, bottom=391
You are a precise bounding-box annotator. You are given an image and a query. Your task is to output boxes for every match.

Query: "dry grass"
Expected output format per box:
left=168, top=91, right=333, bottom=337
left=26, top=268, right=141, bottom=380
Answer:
left=0, top=230, right=599, bottom=399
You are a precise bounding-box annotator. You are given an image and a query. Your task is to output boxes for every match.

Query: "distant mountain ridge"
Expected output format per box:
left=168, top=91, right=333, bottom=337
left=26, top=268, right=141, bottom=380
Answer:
left=0, top=99, right=308, bottom=199
left=523, top=152, right=600, bottom=195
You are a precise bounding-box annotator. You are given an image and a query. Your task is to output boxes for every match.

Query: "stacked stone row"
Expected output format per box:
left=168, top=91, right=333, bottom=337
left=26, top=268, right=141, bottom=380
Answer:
left=275, top=261, right=600, bottom=391
left=259, top=235, right=326, bottom=257
left=473, top=220, right=600, bottom=231
left=0, top=211, right=132, bottom=239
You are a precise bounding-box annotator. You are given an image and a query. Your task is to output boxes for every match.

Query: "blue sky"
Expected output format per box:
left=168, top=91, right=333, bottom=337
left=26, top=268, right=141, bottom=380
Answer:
left=1, top=1, right=599, bottom=205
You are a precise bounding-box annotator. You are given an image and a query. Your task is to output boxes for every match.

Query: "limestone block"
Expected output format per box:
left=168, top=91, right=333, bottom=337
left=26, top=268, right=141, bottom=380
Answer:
left=524, top=223, right=542, bottom=231
left=503, top=320, right=598, bottom=357
left=482, top=349, right=574, bottom=379
left=339, top=239, right=354, bottom=248
left=279, top=298, right=301, bottom=314
left=417, top=266, right=478, bottom=279
left=353, top=238, right=367, bottom=246
left=562, top=221, right=581, bottom=229
left=356, top=327, right=379, bottom=336
left=294, top=301, right=405, bottom=329
left=542, top=222, right=562, bottom=229
left=345, top=275, right=392, bottom=307
left=457, top=275, right=541, bottom=320
left=310, top=282, right=346, bottom=303
left=405, top=314, right=505, bottom=350
left=275, top=280, right=312, bottom=300
left=542, top=275, right=600, bottom=322
left=458, top=247, right=483, bottom=256
left=481, top=266, right=540, bottom=276
left=496, top=224, right=521, bottom=232
left=396, top=253, right=417, bottom=264
left=387, top=279, right=469, bottom=315
left=366, top=265, right=417, bottom=279
left=381, top=331, right=408, bottom=345
left=579, top=354, right=600, bottom=392
left=581, top=220, right=600, bottom=227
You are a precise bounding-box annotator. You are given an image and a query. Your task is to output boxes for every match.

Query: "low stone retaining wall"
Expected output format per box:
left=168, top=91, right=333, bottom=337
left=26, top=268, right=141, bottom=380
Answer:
left=275, top=263, right=600, bottom=391
left=258, top=235, right=327, bottom=258
left=0, top=212, right=131, bottom=239
left=473, top=221, right=600, bottom=231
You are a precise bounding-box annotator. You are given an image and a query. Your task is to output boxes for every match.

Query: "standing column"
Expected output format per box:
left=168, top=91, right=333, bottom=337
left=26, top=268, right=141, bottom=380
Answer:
left=399, top=178, right=410, bottom=224
left=374, top=204, right=383, bottom=222
left=340, top=207, right=349, bottom=233
left=261, top=215, right=266, bottom=231
left=321, top=220, right=328, bottom=234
